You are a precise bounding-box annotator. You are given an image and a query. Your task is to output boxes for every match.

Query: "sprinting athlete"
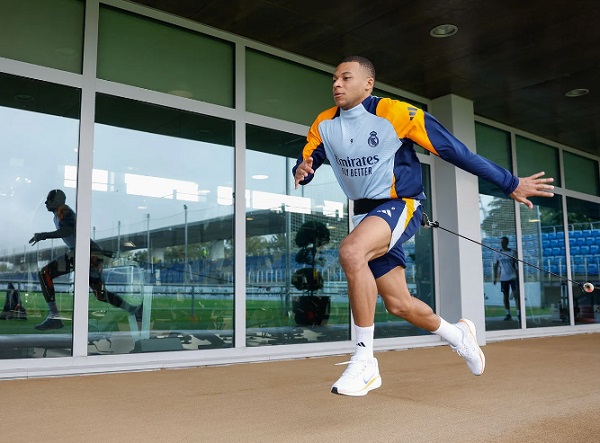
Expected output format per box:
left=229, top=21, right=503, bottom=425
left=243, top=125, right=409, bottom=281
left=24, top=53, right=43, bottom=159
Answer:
left=29, top=189, right=142, bottom=330
left=293, top=56, right=554, bottom=396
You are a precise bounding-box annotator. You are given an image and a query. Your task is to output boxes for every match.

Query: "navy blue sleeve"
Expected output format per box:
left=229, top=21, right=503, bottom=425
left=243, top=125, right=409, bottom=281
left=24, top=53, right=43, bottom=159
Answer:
left=424, top=112, right=519, bottom=195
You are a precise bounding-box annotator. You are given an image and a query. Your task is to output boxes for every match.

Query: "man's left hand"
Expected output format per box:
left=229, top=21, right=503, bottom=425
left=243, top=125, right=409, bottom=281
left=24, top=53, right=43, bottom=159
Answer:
left=510, top=171, right=554, bottom=209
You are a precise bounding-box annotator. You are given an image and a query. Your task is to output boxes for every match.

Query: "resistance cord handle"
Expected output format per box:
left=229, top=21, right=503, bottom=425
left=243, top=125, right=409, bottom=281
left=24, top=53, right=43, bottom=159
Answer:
left=421, top=212, right=439, bottom=229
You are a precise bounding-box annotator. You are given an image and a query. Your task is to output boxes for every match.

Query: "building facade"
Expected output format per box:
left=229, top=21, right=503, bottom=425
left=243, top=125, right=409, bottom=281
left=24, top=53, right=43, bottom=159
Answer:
left=0, top=0, right=598, bottom=378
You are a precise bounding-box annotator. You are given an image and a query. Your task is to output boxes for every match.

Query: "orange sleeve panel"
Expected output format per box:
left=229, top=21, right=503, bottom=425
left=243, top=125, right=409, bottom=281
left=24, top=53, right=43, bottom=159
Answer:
left=375, top=98, right=440, bottom=156
left=302, top=106, right=338, bottom=160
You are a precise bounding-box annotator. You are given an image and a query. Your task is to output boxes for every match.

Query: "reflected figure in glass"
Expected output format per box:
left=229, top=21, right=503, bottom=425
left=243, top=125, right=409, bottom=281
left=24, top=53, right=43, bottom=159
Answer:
left=29, top=189, right=142, bottom=330
left=1, top=283, right=27, bottom=320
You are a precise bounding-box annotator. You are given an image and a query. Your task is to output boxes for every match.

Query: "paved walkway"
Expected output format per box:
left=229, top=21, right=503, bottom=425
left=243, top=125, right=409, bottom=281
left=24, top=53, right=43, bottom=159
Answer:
left=2, top=333, right=599, bottom=442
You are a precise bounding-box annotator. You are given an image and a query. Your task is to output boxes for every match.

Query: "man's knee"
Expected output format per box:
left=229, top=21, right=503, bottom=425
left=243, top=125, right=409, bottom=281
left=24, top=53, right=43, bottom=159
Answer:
left=384, top=297, right=413, bottom=318
left=338, top=238, right=363, bottom=269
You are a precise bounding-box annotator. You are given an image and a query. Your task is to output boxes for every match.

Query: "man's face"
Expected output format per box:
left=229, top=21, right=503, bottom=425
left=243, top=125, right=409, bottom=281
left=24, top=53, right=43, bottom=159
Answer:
left=332, top=62, right=373, bottom=110
left=501, top=238, right=509, bottom=249
left=45, top=191, right=61, bottom=211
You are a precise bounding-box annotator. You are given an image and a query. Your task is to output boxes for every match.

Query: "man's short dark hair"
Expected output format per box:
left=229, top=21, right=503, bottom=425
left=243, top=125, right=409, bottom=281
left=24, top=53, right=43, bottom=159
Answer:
left=47, top=189, right=66, bottom=205
left=340, top=56, right=375, bottom=80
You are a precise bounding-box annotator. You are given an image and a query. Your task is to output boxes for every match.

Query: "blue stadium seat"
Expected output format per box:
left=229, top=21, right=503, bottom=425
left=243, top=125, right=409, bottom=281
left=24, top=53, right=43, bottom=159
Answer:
left=570, top=246, right=580, bottom=255
left=571, top=230, right=583, bottom=238
left=582, top=229, right=592, bottom=238
left=585, top=237, right=596, bottom=246
left=552, top=247, right=562, bottom=256
left=574, top=264, right=586, bottom=275
left=556, top=231, right=565, bottom=240
left=592, top=229, right=600, bottom=237
left=572, top=256, right=584, bottom=265
left=590, top=245, right=600, bottom=255
left=576, top=238, right=586, bottom=247
left=580, top=246, right=590, bottom=255
left=588, top=264, right=599, bottom=276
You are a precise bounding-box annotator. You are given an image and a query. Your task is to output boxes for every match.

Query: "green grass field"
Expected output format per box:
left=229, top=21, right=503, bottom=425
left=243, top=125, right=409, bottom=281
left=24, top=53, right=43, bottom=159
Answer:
left=1, top=291, right=561, bottom=337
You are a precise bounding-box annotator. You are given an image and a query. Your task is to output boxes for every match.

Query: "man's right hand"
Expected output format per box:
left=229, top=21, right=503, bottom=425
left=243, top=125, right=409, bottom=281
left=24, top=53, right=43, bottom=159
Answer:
left=294, top=157, right=314, bottom=189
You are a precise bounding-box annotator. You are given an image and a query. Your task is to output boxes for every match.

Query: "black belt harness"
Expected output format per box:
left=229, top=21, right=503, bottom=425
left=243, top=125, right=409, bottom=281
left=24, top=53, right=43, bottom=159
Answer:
left=353, top=198, right=394, bottom=215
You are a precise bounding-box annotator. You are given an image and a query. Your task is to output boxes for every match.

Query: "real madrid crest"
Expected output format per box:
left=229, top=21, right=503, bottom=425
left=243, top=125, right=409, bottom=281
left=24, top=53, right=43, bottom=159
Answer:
left=368, top=131, right=379, bottom=147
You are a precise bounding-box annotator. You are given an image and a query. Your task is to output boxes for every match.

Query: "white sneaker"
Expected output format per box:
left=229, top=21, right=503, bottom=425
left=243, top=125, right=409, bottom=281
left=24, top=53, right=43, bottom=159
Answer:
left=331, top=356, right=382, bottom=396
left=451, top=319, right=485, bottom=376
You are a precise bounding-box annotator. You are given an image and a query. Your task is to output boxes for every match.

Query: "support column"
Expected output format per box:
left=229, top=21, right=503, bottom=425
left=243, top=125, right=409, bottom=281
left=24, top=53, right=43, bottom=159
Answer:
left=431, top=95, right=486, bottom=344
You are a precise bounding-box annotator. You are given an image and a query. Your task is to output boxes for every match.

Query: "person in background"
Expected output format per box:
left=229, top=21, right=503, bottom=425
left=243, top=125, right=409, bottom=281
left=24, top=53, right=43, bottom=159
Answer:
left=493, top=236, right=520, bottom=321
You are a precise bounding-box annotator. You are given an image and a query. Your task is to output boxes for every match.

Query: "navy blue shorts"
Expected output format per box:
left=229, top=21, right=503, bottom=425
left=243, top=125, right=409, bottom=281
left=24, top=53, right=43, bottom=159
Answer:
left=352, top=198, right=422, bottom=279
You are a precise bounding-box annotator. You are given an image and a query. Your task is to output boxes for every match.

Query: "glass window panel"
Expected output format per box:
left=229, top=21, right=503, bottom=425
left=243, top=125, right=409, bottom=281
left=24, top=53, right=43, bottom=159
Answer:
left=375, top=164, right=435, bottom=338
left=476, top=123, right=512, bottom=197
left=563, top=151, right=600, bottom=196
left=479, top=195, right=521, bottom=330
left=245, top=125, right=350, bottom=346
left=566, top=197, right=600, bottom=325
left=0, top=73, right=81, bottom=358
left=0, top=0, right=84, bottom=73
left=98, top=6, right=234, bottom=107
left=91, top=94, right=234, bottom=354
left=516, top=136, right=561, bottom=187
left=521, top=195, right=570, bottom=328
left=246, top=50, right=333, bottom=126
left=475, top=123, right=512, bottom=169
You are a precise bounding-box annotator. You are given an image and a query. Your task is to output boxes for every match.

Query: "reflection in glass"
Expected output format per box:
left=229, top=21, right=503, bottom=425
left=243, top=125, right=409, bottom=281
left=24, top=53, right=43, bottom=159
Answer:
left=0, top=73, right=80, bottom=358
left=520, top=196, right=569, bottom=328
left=98, top=6, right=234, bottom=107
left=566, top=197, right=600, bottom=325
left=0, top=0, right=84, bottom=73
left=480, top=195, right=520, bottom=330
left=90, top=95, right=234, bottom=354
left=245, top=125, right=350, bottom=345
left=563, top=151, right=600, bottom=197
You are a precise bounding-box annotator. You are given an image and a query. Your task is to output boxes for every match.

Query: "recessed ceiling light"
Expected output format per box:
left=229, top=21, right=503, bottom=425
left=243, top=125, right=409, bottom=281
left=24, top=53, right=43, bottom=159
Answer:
left=564, top=88, right=589, bottom=97
left=251, top=174, right=269, bottom=180
left=429, top=24, right=458, bottom=38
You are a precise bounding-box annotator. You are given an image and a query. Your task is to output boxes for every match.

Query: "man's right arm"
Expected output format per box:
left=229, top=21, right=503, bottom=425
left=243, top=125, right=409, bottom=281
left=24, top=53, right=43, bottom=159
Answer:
left=291, top=109, right=333, bottom=187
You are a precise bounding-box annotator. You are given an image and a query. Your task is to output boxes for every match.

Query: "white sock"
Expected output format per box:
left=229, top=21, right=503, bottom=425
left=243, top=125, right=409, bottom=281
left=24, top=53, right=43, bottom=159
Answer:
left=353, top=324, right=374, bottom=360
left=433, top=318, right=462, bottom=347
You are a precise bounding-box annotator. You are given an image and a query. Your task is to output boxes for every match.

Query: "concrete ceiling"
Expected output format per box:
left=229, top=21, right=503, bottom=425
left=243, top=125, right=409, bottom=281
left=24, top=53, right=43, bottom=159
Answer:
left=128, top=0, right=600, bottom=158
